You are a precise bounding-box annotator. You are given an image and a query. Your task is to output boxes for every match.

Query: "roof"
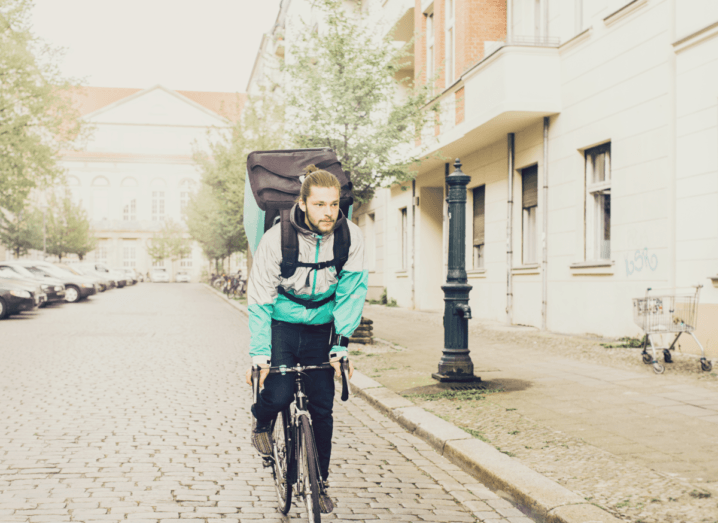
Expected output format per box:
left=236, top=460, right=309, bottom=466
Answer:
left=70, top=86, right=246, bottom=121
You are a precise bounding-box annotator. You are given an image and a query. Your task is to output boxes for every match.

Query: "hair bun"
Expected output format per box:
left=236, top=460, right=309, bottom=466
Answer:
left=304, top=164, right=319, bottom=175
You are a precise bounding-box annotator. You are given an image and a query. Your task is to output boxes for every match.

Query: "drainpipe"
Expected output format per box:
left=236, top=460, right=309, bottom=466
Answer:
left=412, top=179, right=416, bottom=309
left=668, top=0, right=677, bottom=291
left=542, top=116, right=549, bottom=331
left=507, top=0, right=512, bottom=43
left=506, top=133, right=515, bottom=324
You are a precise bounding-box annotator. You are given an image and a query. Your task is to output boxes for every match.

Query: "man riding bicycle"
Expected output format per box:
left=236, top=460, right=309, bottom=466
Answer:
left=245, top=164, right=368, bottom=513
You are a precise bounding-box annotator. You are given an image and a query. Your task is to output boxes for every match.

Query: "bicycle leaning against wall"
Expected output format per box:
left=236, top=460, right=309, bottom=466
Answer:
left=251, top=357, right=351, bottom=522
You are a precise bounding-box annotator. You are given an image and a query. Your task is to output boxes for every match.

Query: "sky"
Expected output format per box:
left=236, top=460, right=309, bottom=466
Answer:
left=30, top=0, right=283, bottom=94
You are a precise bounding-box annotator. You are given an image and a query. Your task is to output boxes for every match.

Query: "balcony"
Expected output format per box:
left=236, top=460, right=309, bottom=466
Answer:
left=417, top=44, right=561, bottom=172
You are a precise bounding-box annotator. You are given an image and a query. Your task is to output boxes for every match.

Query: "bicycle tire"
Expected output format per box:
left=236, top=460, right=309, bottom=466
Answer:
left=299, top=414, right=321, bottom=523
left=273, top=410, right=292, bottom=514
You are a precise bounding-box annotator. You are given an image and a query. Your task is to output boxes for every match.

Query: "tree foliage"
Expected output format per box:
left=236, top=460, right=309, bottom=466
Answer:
left=45, top=191, right=96, bottom=261
left=0, top=0, right=87, bottom=212
left=283, top=0, right=436, bottom=202
left=146, top=219, right=191, bottom=265
left=0, top=203, right=42, bottom=257
left=187, top=91, right=284, bottom=262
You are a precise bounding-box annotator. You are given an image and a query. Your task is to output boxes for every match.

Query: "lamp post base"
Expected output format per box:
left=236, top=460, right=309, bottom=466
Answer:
left=431, top=372, right=482, bottom=383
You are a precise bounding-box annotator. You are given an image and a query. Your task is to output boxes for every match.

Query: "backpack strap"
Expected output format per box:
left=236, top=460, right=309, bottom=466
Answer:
left=332, top=218, right=350, bottom=277
left=279, top=209, right=299, bottom=279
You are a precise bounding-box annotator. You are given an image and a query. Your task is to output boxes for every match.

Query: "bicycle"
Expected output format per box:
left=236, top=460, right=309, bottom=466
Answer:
left=251, top=357, right=351, bottom=522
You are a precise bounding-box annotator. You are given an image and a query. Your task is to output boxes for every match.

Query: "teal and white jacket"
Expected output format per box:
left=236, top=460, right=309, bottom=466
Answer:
left=248, top=205, right=369, bottom=364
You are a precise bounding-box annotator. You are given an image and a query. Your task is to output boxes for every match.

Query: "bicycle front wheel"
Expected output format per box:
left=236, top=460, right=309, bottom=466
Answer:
left=273, top=410, right=292, bottom=514
left=298, top=414, right=321, bottom=523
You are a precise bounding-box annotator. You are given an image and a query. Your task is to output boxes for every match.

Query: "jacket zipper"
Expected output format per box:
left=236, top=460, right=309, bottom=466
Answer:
left=312, top=235, right=320, bottom=295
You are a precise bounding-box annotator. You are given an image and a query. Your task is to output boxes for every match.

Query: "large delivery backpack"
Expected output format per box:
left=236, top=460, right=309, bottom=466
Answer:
left=244, top=148, right=354, bottom=285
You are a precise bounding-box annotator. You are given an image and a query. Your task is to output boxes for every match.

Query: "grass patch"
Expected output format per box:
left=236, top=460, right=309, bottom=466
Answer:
left=403, top=388, right=496, bottom=402
left=601, top=336, right=645, bottom=349
left=689, top=490, right=711, bottom=499
left=459, top=426, right=490, bottom=443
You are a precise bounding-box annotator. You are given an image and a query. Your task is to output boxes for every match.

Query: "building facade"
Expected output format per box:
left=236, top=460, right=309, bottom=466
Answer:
left=59, top=85, right=243, bottom=281
left=251, top=0, right=718, bottom=356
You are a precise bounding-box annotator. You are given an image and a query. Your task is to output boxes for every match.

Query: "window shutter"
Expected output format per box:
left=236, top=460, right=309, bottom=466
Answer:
left=522, top=166, right=538, bottom=209
left=473, top=186, right=485, bottom=245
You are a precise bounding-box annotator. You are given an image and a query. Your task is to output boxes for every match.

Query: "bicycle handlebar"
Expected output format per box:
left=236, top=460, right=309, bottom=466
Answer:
left=251, top=357, right=351, bottom=404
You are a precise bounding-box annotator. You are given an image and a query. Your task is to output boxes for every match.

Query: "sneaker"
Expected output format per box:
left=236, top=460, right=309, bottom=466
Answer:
left=251, top=418, right=273, bottom=456
left=319, top=479, right=334, bottom=514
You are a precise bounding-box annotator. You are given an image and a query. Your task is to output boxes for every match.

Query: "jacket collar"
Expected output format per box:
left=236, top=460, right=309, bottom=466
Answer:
left=290, top=203, right=346, bottom=240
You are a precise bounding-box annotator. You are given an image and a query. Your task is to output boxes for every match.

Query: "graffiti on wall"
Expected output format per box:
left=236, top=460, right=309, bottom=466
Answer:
left=625, top=247, right=659, bottom=276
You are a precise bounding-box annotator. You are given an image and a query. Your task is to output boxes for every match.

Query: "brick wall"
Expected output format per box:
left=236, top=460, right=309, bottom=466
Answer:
left=415, top=0, right=507, bottom=88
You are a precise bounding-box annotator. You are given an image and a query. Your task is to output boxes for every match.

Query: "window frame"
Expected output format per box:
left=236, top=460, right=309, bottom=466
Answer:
left=426, top=9, right=435, bottom=86
left=400, top=207, right=408, bottom=271
left=584, top=143, right=612, bottom=261
left=521, top=165, right=539, bottom=265
left=445, top=0, right=455, bottom=85
left=472, top=185, right=485, bottom=270
left=152, top=190, right=166, bottom=222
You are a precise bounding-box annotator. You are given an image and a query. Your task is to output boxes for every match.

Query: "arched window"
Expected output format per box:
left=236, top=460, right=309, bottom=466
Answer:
left=151, top=179, right=166, bottom=221
left=67, top=176, right=81, bottom=187
left=179, top=179, right=196, bottom=214
left=91, top=177, right=110, bottom=221
left=122, top=178, right=138, bottom=221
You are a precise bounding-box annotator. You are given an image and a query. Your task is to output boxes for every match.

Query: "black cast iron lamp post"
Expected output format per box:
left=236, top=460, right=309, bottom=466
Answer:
left=432, top=159, right=479, bottom=383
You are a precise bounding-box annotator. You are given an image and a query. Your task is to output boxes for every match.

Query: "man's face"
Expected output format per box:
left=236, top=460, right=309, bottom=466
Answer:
left=298, top=186, right=340, bottom=235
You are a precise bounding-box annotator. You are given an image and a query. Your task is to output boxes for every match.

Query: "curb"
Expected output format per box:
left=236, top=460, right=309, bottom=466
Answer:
left=350, top=371, right=622, bottom=523
left=204, top=286, right=619, bottom=523
left=204, top=283, right=249, bottom=316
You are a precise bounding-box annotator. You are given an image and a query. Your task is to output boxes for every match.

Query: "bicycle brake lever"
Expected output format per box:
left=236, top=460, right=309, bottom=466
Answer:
left=251, top=365, right=260, bottom=405
left=340, top=356, right=351, bottom=402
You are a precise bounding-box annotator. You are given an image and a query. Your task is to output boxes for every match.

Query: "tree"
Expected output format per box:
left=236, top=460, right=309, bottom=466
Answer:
left=0, top=203, right=42, bottom=257
left=0, top=0, right=87, bottom=212
left=188, top=90, right=284, bottom=261
left=146, top=219, right=192, bottom=266
left=283, top=0, right=436, bottom=202
left=45, top=191, right=96, bottom=261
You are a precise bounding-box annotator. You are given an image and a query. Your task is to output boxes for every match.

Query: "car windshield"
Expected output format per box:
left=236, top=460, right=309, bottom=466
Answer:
left=30, top=264, right=72, bottom=279
left=3, top=265, right=35, bottom=279
left=0, top=267, right=20, bottom=279
left=153, top=268, right=166, bottom=273
left=59, top=265, right=82, bottom=276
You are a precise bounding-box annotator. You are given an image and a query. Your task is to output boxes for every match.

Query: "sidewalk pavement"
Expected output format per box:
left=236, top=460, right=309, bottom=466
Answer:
left=352, top=304, right=718, bottom=523
left=213, top=286, right=718, bottom=522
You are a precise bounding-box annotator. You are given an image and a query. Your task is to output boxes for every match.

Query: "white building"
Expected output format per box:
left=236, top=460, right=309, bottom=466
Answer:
left=251, top=0, right=718, bottom=357
left=59, top=85, right=243, bottom=281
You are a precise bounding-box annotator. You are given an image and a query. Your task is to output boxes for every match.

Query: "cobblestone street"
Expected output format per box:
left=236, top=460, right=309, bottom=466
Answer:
left=0, top=284, right=531, bottom=523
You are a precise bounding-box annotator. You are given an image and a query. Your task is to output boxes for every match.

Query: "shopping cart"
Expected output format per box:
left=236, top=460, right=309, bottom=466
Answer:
left=632, top=286, right=713, bottom=374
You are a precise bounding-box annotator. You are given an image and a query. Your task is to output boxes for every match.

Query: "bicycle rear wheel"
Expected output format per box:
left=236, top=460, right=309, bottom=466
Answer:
left=298, top=414, right=321, bottom=523
left=272, top=410, right=292, bottom=514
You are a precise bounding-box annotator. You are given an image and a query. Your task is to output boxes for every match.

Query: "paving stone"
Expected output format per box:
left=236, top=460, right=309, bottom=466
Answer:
left=0, top=285, right=531, bottom=523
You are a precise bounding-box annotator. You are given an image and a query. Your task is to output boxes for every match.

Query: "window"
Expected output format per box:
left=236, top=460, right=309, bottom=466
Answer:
left=585, top=143, right=611, bottom=260
left=366, top=213, right=376, bottom=272
left=122, top=240, right=137, bottom=267
left=426, top=11, right=434, bottom=84
left=152, top=258, right=165, bottom=268
left=445, top=0, right=455, bottom=84
left=94, top=240, right=108, bottom=264
left=400, top=208, right=408, bottom=270
left=521, top=165, right=538, bottom=264
left=472, top=186, right=485, bottom=269
left=180, top=251, right=193, bottom=268
left=152, top=191, right=165, bottom=221
left=123, top=194, right=137, bottom=221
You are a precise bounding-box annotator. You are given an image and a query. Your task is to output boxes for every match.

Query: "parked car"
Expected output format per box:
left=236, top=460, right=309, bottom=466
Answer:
left=150, top=267, right=170, bottom=283
left=9, top=261, right=97, bottom=303
left=115, top=268, right=138, bottom=285
left=0, top=262, right=65, bottom=305
left=61, top=263, right=113, bottom=292
left=0, top=281, right=37, bottom=319
left=0, top=267, right=47, bottom=308
left=175, top=270, right=191, bottom=283
left=109, top=269, right=129, bottom=288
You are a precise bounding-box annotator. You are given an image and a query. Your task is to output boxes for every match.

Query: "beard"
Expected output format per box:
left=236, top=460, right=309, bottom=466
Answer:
left=305, top=212, right=336, bottom=235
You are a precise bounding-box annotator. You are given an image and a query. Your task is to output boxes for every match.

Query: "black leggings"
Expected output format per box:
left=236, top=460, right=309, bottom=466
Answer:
left=251, top=320, right=335, bottom=480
